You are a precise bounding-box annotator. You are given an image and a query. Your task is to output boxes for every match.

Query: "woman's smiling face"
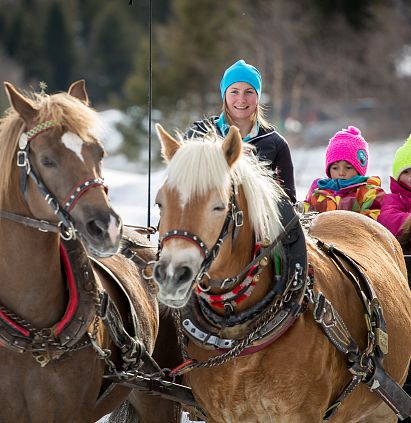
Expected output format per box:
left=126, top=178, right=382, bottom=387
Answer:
left=224, top=82, right=258, bottom=122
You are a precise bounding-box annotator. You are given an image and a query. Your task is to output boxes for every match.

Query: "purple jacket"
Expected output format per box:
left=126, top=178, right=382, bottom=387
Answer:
left=377, top=177, right=411, bottom=237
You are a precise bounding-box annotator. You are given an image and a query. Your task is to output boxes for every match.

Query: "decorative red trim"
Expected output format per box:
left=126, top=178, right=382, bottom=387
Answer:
left=169, top=359, right=196, bottom=377
left=0, top=310, right=30, bottom=337
left=0, top=244, right=78, bottom=340
left=219, top=317, right=297, bottom=357
left=161, top=235, right=208, bottom=257
left=54, top=243, right=79, bottom=335
left=63, top=179, right=107, bottom=212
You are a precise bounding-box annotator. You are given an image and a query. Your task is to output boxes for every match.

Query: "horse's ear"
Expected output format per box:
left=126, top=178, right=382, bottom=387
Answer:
left=222, top=126, right=242, bottom=167
left=156, top=123, right=181, bottom=161
left=4, top=82, right=37, bottom=124
left=68, top=80, right=89, bottom=105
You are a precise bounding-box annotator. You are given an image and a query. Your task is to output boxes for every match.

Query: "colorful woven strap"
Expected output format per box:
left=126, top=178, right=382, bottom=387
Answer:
left=196, top=243, right=263, bottom=308
left=25, top=120, right=59, bottom=142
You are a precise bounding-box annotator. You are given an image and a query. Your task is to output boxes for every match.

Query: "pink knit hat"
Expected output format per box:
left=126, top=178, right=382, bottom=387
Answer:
left=325, top=126, right=368, bottom=177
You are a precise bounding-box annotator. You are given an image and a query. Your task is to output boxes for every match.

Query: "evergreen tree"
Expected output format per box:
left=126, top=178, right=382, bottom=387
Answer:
left=4, top=13, right=23, bottom=58
left=15, top=13, right=47, bottom=81
left=43, top=1, right=77, bottom=91
left=88, top=3, right=136, bottom=101
left=127, top=0, right=244, bottom=115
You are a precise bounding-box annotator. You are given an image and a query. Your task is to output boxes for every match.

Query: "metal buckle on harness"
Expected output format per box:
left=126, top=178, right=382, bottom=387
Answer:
left=17, top=150, right=27, bottom=167
left=313, top=293, right=336, bottom=328
left=235, top=211, right=244, bottom=227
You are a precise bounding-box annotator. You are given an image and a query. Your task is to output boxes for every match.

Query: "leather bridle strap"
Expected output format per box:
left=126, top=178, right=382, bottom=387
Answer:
left=207, top=211, right=300, bottom=290
left=62, top=177, right=107, bottom=212
left=159, top=181, right=240, bottom=260
left=0, top=210, right=60, bottom=233
left=7, top=120, right=107, bottom=239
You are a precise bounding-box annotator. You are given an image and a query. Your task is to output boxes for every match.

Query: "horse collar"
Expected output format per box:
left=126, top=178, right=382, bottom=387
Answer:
left=178, top=200, right=309, bottom=356
left=0, top=237, right=97, bottom=364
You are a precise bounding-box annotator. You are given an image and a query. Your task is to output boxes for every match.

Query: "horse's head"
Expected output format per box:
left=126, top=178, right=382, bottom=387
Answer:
left=153, top=124, right=284, bottom=308
left=0, top=81, right=122, bottom=257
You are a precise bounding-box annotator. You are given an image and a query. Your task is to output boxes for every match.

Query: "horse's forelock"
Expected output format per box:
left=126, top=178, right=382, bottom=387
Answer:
left=166, top=137, right=232, bottom=205
left=36, top=92, right=100, bottom=141
left=0, top=91, right=101, bottom=206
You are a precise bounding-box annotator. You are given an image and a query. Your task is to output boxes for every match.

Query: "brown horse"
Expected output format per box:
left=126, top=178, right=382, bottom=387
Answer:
left=153, top=124, right=411, bottom=423
left=0, top=82, right=180, bottom=422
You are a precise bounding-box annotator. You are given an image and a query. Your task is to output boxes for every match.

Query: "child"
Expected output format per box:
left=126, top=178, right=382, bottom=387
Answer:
left=303, top=126, right=384, bottom=220
left=378, top=134, right=411, bottom=252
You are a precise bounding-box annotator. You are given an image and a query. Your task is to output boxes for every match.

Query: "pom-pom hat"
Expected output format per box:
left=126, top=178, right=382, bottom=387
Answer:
left=392, top=134, right=411, bottom=180
left=220, top=59, right=262, bottom=100
left=325, top=126, right=369, bottom=177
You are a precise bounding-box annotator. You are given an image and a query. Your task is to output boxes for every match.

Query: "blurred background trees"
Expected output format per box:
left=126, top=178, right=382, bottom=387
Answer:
left=0, top=0, right=411, bottom=163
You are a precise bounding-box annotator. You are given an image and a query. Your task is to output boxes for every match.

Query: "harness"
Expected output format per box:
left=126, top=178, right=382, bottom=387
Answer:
left=0, top=237, right=97, bottom=366
left=0, top=120, right=199, bottom=409
left=157, top=183, right=411, bottom=420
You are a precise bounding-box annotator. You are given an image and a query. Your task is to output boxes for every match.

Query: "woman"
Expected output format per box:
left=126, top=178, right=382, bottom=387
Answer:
left=186, top=59, right=296, bottom=203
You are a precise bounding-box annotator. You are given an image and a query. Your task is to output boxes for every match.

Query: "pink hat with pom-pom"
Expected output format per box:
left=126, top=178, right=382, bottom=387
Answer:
left=325, top=126, right=369, bottom=177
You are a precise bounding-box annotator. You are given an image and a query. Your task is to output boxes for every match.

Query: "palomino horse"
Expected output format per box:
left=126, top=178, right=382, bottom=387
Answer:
left=153, top=124, right=411, bottom=423
left=0, top=82, right=180, bottom=422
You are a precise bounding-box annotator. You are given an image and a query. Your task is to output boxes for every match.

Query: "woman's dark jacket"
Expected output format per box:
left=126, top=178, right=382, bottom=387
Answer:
left=186, top=116, right=296, bottom=203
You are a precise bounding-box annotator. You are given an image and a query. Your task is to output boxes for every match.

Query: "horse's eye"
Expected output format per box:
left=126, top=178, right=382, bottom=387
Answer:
left=213, top=204, right=226, bottom=212
left=41, top=156, right=57, bottom=168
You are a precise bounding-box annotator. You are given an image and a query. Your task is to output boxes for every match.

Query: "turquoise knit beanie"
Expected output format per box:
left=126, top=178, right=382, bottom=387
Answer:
left=220, top=59, right=262, bottom=100
left=392, top=134, right=411, bottom=180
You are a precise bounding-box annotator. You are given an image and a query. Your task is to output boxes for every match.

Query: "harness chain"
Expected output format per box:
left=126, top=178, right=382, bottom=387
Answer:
left=171, top=288, right=295, bottom=375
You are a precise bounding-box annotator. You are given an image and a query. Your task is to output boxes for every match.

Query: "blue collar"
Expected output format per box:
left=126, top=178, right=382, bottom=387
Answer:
left=215, top=113, right=259, bottom=141
left=317, top=175, right=368, bottom=191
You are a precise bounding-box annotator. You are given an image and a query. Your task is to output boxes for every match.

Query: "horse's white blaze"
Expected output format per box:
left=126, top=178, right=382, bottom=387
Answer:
left=159, top=244, right=202, bottom=298
left=107, top=215, right=120, bottom=245
left=61, top=132, right=85, bottom=162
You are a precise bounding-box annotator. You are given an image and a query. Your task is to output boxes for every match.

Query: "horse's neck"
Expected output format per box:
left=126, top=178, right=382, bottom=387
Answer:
left=0, top=219, right=67, bottom=328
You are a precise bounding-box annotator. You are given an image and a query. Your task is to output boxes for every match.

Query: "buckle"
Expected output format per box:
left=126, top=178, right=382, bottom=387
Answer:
left=235, top=211, right=244, bottom=227
left=17, top=150, right=27, bottom=167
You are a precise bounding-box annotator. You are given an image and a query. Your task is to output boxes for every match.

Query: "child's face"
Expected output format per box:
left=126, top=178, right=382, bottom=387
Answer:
left=329, top=160, right=358, bottom=180
left=399, top=168, right=411, bottom=187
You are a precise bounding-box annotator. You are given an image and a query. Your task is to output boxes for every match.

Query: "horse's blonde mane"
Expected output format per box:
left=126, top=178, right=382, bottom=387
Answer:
left=166, top=130, right=285, bottom=241
left=0, top=91, right=100, bottom=205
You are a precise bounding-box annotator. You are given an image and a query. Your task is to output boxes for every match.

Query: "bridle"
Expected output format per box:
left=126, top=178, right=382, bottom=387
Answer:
left=158, top=180, right=300, bottom=294
left=159, top=181, right=244, bottom=287
left=0, top=120, right=107, bottom=240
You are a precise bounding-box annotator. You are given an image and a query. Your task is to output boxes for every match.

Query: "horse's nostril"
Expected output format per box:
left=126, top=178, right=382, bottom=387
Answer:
left=86, top=219, right=106, bottom=240
left=176, top=266, right=193, bottom=284
left=154, top=263, right=165, bottom=283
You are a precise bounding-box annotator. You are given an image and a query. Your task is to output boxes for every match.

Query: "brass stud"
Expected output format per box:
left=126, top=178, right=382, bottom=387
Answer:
left=259, top=257, right=269, bottom=267
left=261, top=238, right=271, bottom=247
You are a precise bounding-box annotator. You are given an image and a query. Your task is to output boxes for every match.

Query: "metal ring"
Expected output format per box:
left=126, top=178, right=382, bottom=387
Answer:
left=142, top=260, right=156, bottom=280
